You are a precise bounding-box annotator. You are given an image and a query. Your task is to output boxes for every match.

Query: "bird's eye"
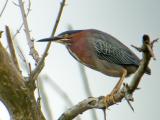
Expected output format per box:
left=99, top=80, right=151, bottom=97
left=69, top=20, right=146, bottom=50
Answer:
left=64, top=34, right=69, bottom=38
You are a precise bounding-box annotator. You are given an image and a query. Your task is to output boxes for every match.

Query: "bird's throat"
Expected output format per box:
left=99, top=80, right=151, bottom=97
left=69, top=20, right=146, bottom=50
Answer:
left=67, top=38, right=96, bottom=69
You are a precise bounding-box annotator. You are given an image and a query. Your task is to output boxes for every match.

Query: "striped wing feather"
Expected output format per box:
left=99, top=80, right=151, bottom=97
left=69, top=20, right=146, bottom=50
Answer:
left=92, top=30, right=140, bottom=66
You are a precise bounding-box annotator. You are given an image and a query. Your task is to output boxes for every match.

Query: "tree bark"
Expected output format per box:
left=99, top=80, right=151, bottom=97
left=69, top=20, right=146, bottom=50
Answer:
left=0, top=42, right=45, bottom=120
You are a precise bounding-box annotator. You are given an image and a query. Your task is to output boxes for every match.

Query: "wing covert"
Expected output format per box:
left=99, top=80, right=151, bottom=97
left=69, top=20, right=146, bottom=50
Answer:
left=94, top=39, right=140, bottom=66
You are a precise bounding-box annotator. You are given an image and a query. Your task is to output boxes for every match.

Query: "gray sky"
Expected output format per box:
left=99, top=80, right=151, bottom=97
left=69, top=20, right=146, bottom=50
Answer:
left=0, top=0, right=160, bottom=120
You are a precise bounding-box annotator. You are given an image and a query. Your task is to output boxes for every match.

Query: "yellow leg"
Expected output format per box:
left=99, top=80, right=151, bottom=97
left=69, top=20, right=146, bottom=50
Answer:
left=111, top=69, right=127, bottom=94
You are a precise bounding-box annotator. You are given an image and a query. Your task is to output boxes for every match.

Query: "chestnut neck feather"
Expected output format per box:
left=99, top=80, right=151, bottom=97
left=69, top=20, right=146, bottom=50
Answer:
left=66, top=32, right=96, bottom=68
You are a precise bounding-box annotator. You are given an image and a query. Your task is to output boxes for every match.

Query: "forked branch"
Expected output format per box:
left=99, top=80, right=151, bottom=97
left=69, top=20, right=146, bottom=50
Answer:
left=18, top=0, right=40, bottom=63
left=29, top=0, right=66, bottom=82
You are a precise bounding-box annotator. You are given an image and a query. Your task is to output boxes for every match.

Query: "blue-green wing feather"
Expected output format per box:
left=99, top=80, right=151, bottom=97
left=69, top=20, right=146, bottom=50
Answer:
left=91, top=29, right=140, bottom=66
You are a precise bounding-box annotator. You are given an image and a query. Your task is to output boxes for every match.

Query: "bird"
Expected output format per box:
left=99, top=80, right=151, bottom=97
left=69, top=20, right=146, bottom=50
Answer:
left=38, top=29, right=151, bottom=94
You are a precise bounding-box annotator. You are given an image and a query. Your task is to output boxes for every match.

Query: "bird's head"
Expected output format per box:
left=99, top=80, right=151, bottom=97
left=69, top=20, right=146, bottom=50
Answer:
left=37, top=30, right=83, bottom=45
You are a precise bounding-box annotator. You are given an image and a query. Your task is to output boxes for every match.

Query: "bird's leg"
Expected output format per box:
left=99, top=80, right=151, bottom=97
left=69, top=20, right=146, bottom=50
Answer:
left=105, top=70, right=127, bottom=104
left=111, top=69, right=127, bottom=95
left=106, top=70, right=127, bottom=104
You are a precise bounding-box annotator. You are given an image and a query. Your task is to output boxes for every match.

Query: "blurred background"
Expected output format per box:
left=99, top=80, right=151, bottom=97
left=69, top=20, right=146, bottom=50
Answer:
left=0, top=0, right=160, bottom=120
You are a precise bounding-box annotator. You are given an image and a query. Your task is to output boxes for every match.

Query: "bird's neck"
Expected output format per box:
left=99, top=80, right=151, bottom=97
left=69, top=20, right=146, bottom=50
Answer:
left=67, top=34, right=96, bottom=68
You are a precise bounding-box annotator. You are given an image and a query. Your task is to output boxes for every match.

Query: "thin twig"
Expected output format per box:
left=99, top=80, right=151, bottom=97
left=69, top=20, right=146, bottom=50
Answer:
left=151, top=38, right=159, bottom=47
left=38, top=77, right=54, bottom=120
left=5, top=25, right=21, bottom=73
left=58, top=35, right=156, bottom=120
left=13, top=0, right=31, bottom=39
left=18, top=0, right=40, bottom=63
left=5, top=0, right=31, bottom=73
left=10, top=35, right=30, bottom=74
left=51, top=0, right=66, bottom=37
left=0, top=0, right=8, bottom=18
left=12, top=1, right=19, bottom=7
left=29, top=0, right=66, bottom=82
left=17, top=46, right=30, bottom=73
left=131, top=45, right=142, bottom=52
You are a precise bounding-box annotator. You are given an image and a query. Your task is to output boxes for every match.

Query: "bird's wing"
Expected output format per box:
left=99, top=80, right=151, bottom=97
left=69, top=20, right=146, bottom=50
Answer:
left=93, top=39, right=140, bottom=66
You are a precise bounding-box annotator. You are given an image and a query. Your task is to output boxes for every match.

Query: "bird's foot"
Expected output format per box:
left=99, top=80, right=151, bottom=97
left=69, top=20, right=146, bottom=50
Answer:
left=104, top=88, right=120, bottom=105
left=108, top=84, right=123, bottom=104
left=105, top=93, right=117, bottom=105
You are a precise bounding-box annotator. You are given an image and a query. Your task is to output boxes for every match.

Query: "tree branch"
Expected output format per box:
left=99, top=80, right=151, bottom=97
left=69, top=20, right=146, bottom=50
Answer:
left=29, top=0, right=66, bottom=82
left=39, top=77, right=54, bottom=120
left=0, top=33, right=45, bottom=119
left=5, top=25, right=21, bottom=73
left=13, top=0, right=32, bottom=39
left=58, top=96, right=106, bottom=120
left=0, top=0, right=8, bottom=18
left=18, top=0, right=40, bottom=63
left=58, top=35, right=157, bottom=120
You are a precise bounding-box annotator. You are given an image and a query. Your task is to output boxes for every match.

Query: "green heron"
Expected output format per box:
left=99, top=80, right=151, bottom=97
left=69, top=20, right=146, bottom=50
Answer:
left=38, top=29, right=151, bottom=94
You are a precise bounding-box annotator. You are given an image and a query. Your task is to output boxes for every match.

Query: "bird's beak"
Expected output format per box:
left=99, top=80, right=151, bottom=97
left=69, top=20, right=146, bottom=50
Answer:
left=37, top=36, right=71, bottom=45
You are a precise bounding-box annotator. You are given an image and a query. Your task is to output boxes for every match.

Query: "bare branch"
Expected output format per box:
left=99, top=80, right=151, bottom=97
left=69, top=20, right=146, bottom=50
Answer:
left=151, top=38, right=159, bottom=47
left=29, top=0, right=66, bottom=82
left=18, top=0, right=40, bottom=63
left=0, top=0, right=8, bottom=18
left=129, top=35, right=155, bottom=91
left=50, top=0, right=66, bottom=37
left=13, top=0, right=31, bottom=39
left=58, top=35, right=156, bottom=120
left=58, top=96, right=106, bottom=120
left=5, top=25, right=21, bottom=73
left=12, top=1, right=19, bottom=7
left=16, top=45, right=30, bottom=73
left=131, top=45, right=142, bottom=52
left=39, top=77, right=54, bottom=120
